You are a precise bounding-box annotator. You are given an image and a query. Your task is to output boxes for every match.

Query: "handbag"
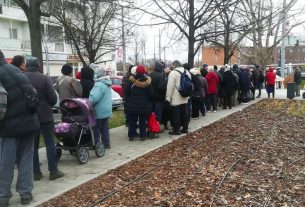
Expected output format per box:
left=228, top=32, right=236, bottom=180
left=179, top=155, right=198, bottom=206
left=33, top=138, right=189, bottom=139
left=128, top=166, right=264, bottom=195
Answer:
left=0, top=82, right=7, bottom=120
left=147, top=112, right=160, bottom=133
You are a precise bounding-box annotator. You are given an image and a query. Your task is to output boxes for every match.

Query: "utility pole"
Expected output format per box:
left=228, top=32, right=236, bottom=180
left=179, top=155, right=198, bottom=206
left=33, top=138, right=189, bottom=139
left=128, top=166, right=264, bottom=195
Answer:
left=153, top=36, right=156, bottom=62
left=159, top=29, right=161, bottom=61
left=121, top=7, right=126, bottom=73
left=43, top=17, right=50, bottom=76
left=163, top=46, right=166, bottom=62
left=280, top=0, right=286, bottom=77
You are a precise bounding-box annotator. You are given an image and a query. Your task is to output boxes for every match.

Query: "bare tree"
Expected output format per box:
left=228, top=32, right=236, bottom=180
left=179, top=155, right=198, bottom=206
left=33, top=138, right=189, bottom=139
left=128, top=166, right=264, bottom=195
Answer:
left=136, top=0, right=239, bottom=66
left=239, top=0, right=305, bottom=69
left=12, top=0, right=51, bottom=72
left=52, top=0, right=121, bottom=66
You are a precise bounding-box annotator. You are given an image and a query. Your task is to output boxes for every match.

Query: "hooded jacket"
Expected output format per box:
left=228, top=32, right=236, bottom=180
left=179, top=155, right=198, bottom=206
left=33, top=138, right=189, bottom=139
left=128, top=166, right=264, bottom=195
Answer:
left=80, top=67, right=95, bottom=98
left=240, top=69, right=250, bottom=90
left=89, top=76, right=112, bottom=119
left=125, top=75, right=153, bottom=115
left=149, top=62, right=166, bottom=102
left=205, top=71, right=219, bottom=95
left=0, top=52, right=39, bottom=137
left=192, top=74, right=208, bottom=98
left=265, top=68, right=276, bottom=86
left=25, top=66, right=57, bottom=123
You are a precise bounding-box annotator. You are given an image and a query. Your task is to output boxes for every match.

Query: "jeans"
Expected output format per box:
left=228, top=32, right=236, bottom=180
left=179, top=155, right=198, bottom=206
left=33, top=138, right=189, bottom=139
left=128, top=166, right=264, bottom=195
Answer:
left=170, top=104, right=189, bottom=132
left=151, top=102, right=163, bottom=122
left=241, top=89, right=249, bottom=103
left=0, top=135, right=34, bottom=199
left=93, top=118, right=110, bottom=146
left=295, top=84, right=300, bottom=96
left=257, top=83, right=263, bottom=96
left=33, top=122, right=58, bottom=174
left=206, top=94, right=217, bottom=111
left=128, top=114, right=147, bottom=138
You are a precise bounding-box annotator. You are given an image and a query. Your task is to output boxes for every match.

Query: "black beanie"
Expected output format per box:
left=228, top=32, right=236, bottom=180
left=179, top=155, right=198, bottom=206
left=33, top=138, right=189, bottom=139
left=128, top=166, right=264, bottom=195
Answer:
left=26, top=57, right=40, bottom=68
left=61, top=64, right=73, bottom=75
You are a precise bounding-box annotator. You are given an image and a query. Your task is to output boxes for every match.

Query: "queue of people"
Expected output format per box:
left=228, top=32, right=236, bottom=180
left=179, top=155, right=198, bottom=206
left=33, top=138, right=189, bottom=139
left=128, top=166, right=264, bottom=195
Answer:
left=0, top=47, right=278, bottom=207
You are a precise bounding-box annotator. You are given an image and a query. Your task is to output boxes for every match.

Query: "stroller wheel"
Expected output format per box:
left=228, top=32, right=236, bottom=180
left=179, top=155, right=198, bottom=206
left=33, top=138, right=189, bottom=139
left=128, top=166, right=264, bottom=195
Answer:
left=56, top=148, right=62, bottom=161
left=77, top=147, right=89, bottom=164
left=95, top=141, right=105, bottom=158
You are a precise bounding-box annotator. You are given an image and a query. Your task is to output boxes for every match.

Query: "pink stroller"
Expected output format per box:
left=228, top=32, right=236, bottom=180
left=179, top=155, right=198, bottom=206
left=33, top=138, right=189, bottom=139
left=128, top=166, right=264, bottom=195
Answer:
left=54, top=98, right=105, bottom=164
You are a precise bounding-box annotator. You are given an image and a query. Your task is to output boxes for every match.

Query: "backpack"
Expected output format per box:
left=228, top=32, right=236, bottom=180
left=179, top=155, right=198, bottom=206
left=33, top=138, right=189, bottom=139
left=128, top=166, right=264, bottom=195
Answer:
left=175, top=69, right=194, bottom=97
left=0, top=82, right=7, bottom=120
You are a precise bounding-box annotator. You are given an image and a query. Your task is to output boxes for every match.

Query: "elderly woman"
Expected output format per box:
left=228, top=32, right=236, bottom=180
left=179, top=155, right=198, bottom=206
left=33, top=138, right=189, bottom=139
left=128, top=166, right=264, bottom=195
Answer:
left=89, top=67, right=112, bottom=149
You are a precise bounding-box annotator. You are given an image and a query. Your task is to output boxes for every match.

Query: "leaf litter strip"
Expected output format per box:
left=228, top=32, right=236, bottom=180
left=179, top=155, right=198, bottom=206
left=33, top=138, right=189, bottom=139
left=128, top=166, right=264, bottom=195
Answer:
left=90, top=133, right=213, bottom=207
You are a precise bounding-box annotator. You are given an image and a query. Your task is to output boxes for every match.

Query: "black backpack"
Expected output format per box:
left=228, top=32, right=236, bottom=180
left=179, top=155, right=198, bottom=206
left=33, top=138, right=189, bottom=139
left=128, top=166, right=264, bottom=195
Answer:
left=175, top=69, right=194, bottom=97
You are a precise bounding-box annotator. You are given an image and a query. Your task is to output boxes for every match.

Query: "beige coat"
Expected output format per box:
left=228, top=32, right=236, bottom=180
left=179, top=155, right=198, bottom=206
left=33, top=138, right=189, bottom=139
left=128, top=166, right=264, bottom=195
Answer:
left=55, top=75, right=83, bottom=101
left=166, top=67, right=190, bottom=106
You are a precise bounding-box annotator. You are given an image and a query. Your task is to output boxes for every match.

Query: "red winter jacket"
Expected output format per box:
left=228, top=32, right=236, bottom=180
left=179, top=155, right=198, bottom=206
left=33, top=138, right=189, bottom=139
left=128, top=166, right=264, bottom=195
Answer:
left=265, top=67, right=276, bottom=86
left=205, top=71, right=219, bottom=94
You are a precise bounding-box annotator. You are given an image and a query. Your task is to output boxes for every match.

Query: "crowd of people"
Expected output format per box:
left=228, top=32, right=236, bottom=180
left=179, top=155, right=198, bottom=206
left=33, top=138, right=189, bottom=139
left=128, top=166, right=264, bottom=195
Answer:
left=0, top=47, right=281, bottom=207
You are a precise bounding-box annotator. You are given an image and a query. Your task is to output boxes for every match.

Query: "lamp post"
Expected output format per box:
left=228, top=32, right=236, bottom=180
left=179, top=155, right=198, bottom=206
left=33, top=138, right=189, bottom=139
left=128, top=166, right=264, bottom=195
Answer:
left=280, top=0, right=286, bottom=77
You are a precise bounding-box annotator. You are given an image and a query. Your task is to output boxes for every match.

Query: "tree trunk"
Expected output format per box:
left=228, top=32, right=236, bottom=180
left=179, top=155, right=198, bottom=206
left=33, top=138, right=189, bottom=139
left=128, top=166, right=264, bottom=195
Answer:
left=26, top=9, right=43, bottom=73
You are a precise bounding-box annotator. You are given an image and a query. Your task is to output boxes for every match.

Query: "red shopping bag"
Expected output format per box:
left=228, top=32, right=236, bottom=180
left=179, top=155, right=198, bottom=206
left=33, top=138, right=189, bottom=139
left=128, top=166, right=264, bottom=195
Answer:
left=147, top=112, right=160, bottom=133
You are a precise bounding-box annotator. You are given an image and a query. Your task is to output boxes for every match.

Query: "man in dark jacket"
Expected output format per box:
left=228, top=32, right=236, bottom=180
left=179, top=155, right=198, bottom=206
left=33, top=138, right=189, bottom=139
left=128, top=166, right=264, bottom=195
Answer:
left=80, top=66, right=95, bottom=98
left=256, top=68, right=265, bottom=98
left=294, top=67, right=302, bottom=97
left=0, top=50, right=39, bottom=206
left=24, top=57, right=64, bottom=182
left=222, top=68, right=237, bottom=109
left=240, top=68, right=250, bottom=104
left=200, top=63, right=209, bottom=77
left=149, top=62, right=166, bottom=124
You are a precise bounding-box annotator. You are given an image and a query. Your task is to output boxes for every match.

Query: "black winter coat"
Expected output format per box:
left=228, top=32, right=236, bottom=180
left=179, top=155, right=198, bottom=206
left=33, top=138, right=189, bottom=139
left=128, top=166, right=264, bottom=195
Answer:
left=25, top=66, right=57, bottom=123
left=294, top=70, right=302, bottom=85
left=125, top=75, right=153, bottom=115
left=0, top=57, right=39, bottom=138
left=222, top=70, right=237, bottom=96
left=149, top=64, right=166, bottom=102
left=80, top=67, right=95, bottom=98
left=240, top=70, right=250, bottom=91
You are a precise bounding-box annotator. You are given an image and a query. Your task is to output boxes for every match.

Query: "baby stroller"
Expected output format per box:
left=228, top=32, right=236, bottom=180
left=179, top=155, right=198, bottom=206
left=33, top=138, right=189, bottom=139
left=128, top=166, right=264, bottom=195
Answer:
left=54, top=98, right=105, bottom=164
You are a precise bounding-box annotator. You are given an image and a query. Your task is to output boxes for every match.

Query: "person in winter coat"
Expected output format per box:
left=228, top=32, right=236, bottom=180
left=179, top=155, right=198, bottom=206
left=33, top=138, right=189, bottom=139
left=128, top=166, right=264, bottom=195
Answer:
left=162, top=67, right=172, bottom=130
left=265, top=67, right=276, bottom=98
left=294, top=67, right=302, bottom=97
left=122, top=65, right=135, bottom=127
left=222, top=68, right=237, bottom=109
left=256, top=68, right=265, bottom=98
left=125, top=65, right=153, bottom=141
left=11, top=55, right=26, bottom=73
left=24, top=57, right=64, bottom=181
left=190, top=68, right=208, bottom=118
left=149, top=62, right=166, bottom=123
left=0, top=50, right=39, bottom=206
left=205, top=68, right=219, bottom=112
left=250, top=68, right=259, bottom=100
left=166, top=60, right=191, bottom=135
left=55, top=64, right=82, bottom=101
left=80, top=66, right=94, bottom=98
left=232, top=64, right=240, bottom=105
left=90, top=67, right=112, bottom=149
left=200, top=63, right=209, bottom=77
left=240, top=67, right=250, bottom=103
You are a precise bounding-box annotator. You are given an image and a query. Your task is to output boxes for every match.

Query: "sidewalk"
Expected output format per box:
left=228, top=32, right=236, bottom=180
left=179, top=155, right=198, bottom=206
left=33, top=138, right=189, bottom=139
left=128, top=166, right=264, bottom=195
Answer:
left=10, top=89, right=302, bottom=207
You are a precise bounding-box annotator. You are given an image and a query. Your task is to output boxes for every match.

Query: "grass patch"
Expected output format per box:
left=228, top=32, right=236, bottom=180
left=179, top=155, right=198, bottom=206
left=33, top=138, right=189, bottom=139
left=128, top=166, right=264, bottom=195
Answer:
left=40, top=109, right=125, bottom=148
left=301, top=79, right=305, bottom=89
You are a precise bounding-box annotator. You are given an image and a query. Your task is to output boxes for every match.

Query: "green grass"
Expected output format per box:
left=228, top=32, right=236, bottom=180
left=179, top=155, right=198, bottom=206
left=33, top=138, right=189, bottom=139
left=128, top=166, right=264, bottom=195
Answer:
left=39, top=109, right=125, bottom=148
left=301, top=79, right=305, bottom=89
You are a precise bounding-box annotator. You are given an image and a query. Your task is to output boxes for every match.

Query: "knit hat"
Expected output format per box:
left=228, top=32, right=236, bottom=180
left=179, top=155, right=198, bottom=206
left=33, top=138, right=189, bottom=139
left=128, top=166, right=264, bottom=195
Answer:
left=61, top=64, right=73, bottom=75
left=95, top=67, right=107, bottom=78
left=136, top=65, right=146, bottom=74
left=131, top=66, right=137, bottom=75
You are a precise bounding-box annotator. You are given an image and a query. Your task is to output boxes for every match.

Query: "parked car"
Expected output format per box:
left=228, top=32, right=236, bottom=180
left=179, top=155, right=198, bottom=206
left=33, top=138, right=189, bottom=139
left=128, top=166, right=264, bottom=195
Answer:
left=110, top=76, right=124, bottom=98
left=111, top=88, right=123, bottom=110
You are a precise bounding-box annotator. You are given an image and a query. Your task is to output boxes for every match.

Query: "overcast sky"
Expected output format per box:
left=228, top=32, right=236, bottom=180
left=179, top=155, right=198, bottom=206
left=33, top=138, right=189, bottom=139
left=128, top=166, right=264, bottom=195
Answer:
left=124, top=0, right=305, bottom=64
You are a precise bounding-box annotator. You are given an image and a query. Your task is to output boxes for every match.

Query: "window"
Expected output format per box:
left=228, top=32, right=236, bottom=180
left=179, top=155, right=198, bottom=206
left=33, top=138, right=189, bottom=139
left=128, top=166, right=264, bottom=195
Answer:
left=0, top=0, right=8, bottom=5
left=9, top=28, right=17, bottom=39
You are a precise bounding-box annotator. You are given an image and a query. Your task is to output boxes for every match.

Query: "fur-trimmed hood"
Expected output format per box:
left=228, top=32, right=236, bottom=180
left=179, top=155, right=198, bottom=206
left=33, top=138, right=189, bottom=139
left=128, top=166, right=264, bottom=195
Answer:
left=129, top=75, right=151, bottom=88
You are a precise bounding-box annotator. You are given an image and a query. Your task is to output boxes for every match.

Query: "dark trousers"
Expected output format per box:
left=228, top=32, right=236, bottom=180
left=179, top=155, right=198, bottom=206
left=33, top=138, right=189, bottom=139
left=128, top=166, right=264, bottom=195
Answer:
left=128, top=114, right=147, bottom=138
left=223, top=95, right=233, bottom=109
left=257, top=83, right=262, bottom=96
left=192, top=97, right=205, bottom=118
left=206, top=94, right=217, bottom=111
left=151, top=102, right=163, bottom=122
left=170, top=104, right=189, bottom=132
left=33, top=122, right=58, bottom=174
left=93, top=118, right=110, bottom=146
left=162, top=102, right=171, bottom=127
left=0, top=135, right=34, bottom=199
left=241, top=89, right=249, bottom=103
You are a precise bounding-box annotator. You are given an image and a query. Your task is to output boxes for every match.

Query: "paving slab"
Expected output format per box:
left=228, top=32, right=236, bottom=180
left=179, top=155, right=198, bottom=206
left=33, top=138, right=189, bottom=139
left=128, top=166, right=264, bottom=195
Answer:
left=8, top=88, right=304, bottom=207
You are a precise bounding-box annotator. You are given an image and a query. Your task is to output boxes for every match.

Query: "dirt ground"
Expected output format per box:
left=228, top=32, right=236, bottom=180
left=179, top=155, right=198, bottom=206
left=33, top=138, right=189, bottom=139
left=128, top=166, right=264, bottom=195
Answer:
left=41, top=99, right=305, bottom=207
